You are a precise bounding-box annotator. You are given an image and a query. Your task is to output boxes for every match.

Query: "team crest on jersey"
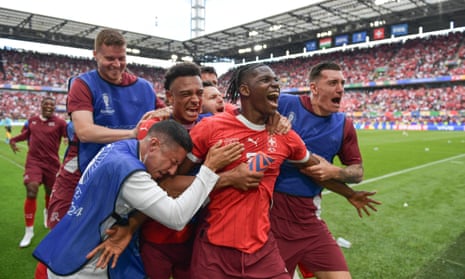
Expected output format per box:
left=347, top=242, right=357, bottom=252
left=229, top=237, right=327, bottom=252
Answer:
left=288, top=111, right=296, bottom=124
left=267, top=135, right=277, bottom=152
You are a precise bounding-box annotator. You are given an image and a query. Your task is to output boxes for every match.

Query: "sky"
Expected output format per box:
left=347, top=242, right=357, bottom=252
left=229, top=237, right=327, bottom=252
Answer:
left=1, top=0, right=323, bottom=40
left=0, top=0, right=323, bottom=70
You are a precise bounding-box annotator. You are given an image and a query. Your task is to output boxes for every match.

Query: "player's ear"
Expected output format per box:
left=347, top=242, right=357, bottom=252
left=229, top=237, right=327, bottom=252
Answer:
left=148, top=136, right=161, bottom=150
left=239, top=83, right=250, bottom=97
left=165, top=90, right=174, bottom=104
left=309, top=82, right=317, bottom=95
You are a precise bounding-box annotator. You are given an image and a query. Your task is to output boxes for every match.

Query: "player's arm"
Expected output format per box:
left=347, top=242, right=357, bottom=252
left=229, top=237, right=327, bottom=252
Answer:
left=87, top=211, right=147, bottom=269
left=179, top=150, right=263, bottom=192
left=72, top=110, right=137, bottom=143
left=296, top=154, right=380, bottom=217
left=86, top=140, right=244, bottom=268
left=8, top=126, right=29, bottom=153
left=215, top=163, right=263, bottom=191
left=300, top=153, right=363, bottom=183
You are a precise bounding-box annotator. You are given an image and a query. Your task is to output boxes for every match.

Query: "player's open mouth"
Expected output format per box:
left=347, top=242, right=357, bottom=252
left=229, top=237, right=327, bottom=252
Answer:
left=267, top=92, right=280, bottom=102
left=332, top=97, right=341, bottom=104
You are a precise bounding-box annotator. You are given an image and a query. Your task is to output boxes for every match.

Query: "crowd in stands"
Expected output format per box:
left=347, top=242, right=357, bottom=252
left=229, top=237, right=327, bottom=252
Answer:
left=342, top=84, right=465, bottom=126
left=1, top=31, right=464, bottom=126
left=0, top=91, right=67, bottom=121
left=216, top=31, right=465, bottom=90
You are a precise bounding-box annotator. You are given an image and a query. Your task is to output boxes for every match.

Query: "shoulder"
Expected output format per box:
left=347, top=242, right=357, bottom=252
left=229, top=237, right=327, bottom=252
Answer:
left=53, top=116, right=68, bottom=125
left=122, top=72, right=140, bottom=85
left=278, top=93, right=298, bottom=103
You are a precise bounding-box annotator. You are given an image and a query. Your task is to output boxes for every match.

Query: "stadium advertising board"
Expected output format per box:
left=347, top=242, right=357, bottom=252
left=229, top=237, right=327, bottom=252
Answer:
left=373, top=27, right=385, bottom=40
left=305, top=40, right=317, bottom=51
left=352, top=31, right=367, bottom=43
left=335, top=34, right=349, bottom=46
left=391, top=23, right=409, bottom=36
left=319, top=37, right=332, bottom=49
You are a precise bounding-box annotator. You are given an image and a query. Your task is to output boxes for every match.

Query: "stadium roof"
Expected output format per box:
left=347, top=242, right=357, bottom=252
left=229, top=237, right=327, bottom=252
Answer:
left=0, top=0, right=464, bottom=64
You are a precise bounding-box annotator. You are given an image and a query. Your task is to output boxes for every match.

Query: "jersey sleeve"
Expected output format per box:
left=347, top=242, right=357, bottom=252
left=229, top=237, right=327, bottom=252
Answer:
left=338, top=117, right=362, bottom=165
left=10, top=118, right=31, bottom=143
left=67, top=78, right=94, bottom=113
left=285, top=130, right=311, bottom=163
left=121, top=165, right=219, bottom=230
left=187, top=118, right=213, bottom=163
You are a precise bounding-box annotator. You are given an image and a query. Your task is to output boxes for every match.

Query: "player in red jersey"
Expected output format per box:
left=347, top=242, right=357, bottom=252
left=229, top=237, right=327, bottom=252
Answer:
left=9, top=96, right=67, bottom=248
left=84, top=64, right=373, bottom=279
left=139, top=63, right=261, bottom=279
left=181, top=63, right=373, bottom=278
left=138, top=62, right=206, bottom=279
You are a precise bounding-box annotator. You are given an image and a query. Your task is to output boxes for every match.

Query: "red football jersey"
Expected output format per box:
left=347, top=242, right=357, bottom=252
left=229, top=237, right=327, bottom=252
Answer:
left=189, top=112, right=309, bottom=253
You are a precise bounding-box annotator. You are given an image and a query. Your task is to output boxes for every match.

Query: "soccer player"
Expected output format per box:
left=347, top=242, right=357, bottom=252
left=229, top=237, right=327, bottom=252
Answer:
left=9, top=96, right=67, bottom=248
left=83, top=63, right=374, bottom=279
left=200, top=65, right=218, bottom=86
left=138, top=62, right=208, bottom=279
left=272, top=61, right=380, bottom=279
left=47, top=28, right=165, bottom=230
left=91, top=62, right=279, bottom=279
left=3, top=113, right=12, bottom=143
left=33, top=119, right=244, bottom=279
left=181, top=63, right=376, bottom=278
left=200, top=65, right=240, bottom=115
left=200, top=80, right=225, bottom=115
left=139, top=62, right=263, bottom=279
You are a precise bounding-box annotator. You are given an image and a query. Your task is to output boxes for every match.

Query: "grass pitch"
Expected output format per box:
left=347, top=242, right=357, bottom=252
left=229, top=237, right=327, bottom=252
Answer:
left=0, top=128, right=464, bottom=278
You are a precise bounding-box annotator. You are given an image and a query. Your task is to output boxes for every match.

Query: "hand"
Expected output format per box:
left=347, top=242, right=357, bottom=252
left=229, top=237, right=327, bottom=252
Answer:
left=266, top=112, right=291, bottom=135
left=62, top=137, right=69, bottom=146
left=141, top=107, right=173, bottom=121
left=300, top=154, right=338, bottom=181
left=347, top=191, right=382, bottom=218
left=219, top=163, right=264, bottom=191
left=203, top=140, right=244, bottom=172
left=9, top=141, right=19, bottom=153
left=86, top=225, right=133, bottom=269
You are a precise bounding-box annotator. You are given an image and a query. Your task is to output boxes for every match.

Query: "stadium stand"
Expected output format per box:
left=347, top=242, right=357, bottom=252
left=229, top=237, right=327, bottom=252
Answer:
left=1, top=30, right=464, bottom=129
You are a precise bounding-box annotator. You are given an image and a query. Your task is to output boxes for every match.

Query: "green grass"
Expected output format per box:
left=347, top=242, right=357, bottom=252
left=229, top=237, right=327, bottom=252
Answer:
left=0, top=128, right=464, bottom=278
left=0, top=126, right=65, bottom=279
left=323, top=130, right=465, bottom=278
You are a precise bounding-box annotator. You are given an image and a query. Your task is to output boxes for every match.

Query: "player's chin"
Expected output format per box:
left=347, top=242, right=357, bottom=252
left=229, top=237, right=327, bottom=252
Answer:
left=185, top=111, right=199, bottom=121
left=266, top=105, right=278, bottom=115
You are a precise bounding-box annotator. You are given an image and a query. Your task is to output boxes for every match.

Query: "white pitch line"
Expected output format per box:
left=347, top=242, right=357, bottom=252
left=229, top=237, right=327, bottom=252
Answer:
left=2, top=148, right=465, bottom=189
left=323, top=153, right=465, bottom=195
left=0, top=153, right=25, bottom=169
left=0, top=142, right=29, bottom=169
